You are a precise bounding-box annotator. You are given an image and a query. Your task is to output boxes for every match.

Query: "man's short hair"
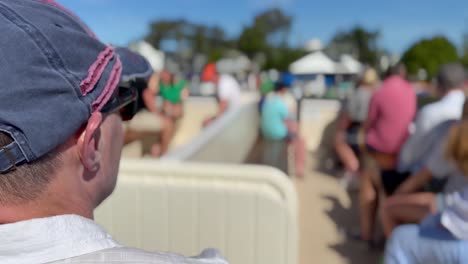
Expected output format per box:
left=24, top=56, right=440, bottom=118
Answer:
left=389, top=63, right=406, bottom=77
left=436, top=63, right=466, bottom=93
left=274, top=82, right=287, bottom=92
left=0, top=132, right=62, bottom=205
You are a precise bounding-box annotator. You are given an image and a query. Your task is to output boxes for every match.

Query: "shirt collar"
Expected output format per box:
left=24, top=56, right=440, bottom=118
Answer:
left=442, top=89, right=465, bottom=101
left=0, top=214, right=120, bottom=264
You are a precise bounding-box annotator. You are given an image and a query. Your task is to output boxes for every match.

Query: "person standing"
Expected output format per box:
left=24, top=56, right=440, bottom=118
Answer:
left=261, top=82, right=306, bottom=177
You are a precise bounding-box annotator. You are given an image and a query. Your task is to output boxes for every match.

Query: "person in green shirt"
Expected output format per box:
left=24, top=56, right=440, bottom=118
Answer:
left=158, top=70, right=189, bottom=120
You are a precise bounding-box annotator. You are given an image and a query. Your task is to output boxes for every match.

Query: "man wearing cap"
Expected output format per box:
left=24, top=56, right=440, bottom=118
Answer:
left=0, top=1, right=226, bottom=263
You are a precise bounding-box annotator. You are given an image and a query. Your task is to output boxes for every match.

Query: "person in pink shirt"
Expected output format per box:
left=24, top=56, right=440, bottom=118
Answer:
left=366, top=66, right=417, bottom=155
left=357, top=64, right=417, bottom=247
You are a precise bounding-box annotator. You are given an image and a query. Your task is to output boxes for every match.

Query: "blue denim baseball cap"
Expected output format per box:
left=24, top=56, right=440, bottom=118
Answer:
left=0, top=0, right=153, bottom=173
left=116, top=47, right=154, bottom=82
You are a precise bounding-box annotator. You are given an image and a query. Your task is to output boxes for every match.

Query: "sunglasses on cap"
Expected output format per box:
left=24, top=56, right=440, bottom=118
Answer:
left=101, top=83, right=138, bottom=121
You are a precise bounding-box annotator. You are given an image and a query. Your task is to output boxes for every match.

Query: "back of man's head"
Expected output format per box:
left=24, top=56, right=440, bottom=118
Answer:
left=388, top=63, right=407, bottom=78
left=0, top=0, right=150, bottom=211
left=0, top=133, right=63, bottom=205
left=0, top=0, right=120, bottom=207
left=436, top=63, right=466, bottom=94
left=274, top=82, right=287, bottom=93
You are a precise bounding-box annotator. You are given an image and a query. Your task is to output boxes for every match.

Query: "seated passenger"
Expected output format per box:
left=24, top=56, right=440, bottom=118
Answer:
left=0, top=1, right=225, bottom=263
left=158, top=70, right=189, bottom=121
left=261, top=73, right=297, bottom=117
left=357, top=64, right=417, bottom=247
left=334, top=68, right=379, bottom=187
left=382, top=74, right=468, bottom=238
left=261, top=82, right=306, bottom=177
left=117, top=49, right=174, bottom=157
left=382, top=119, right=466, bottom=237
left=202, top=64, right=241, bottom=126
left=398, top=63, right=466, bottom=173
left=384, top=118, right=468, bottom=264
left=381, top=65, right=467, bottom=236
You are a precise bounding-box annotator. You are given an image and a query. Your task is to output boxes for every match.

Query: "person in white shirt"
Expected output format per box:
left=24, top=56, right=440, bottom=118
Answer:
left=398, top=63, right=466, bottom=173
left=217, top=74, right=242, bottom=109
left=0, top=1, right=226, bottom=264
left=384, top=106, right=468, bottom=264
left=202, top=67, right=241, bottom=126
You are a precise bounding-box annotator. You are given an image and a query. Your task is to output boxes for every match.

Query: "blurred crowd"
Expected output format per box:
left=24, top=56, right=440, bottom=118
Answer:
left=124, top=38, right=468, bottom=263
left=332, top=62, right=468, bottom=263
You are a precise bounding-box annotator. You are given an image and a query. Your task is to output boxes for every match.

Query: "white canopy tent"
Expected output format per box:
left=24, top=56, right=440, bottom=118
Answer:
left=289, top=51, right=336, bottom=75
left=338, top=54, right=362, bottom=74
left=289, top=51, right=363, bottom=75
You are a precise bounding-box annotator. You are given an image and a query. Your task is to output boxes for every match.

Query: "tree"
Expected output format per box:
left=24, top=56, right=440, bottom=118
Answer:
left=145, top=20, right=186, bottom=50
left=253, top=8, right=292, bottom=47
left=145, top=8, right=299, bottom=71
left=238, top=8, right=295, bottom=69
left=145, top=20, right=233, bottom=56
left=238, top=26, right=268, bottom=57
left=263, top=47, right=307, bottom=71
left=325, top=26, right=380, bottom=66
left=238, top=8, right=292, bottom=56
left=461, top=32, right=468, bottom=68
left=401, top=36, right=459, bottom=80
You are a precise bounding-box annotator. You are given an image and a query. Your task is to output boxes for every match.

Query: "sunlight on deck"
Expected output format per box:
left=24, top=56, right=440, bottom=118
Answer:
left=293, top=157, right=381, bottom=264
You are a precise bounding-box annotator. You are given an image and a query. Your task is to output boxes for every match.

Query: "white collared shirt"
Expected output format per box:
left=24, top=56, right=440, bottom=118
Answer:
left=0, top=215, right=119, bottom=264
left=398, top=90, right=466, bottom=173
left=218, top=74, right=241, bottom=107
left=0, top=215, right=227, bottom=264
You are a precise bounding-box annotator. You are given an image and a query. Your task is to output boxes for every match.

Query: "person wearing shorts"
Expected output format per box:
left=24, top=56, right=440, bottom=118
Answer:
left=158, top=70, right=188, bottom=120
left=382, top=120, right=468, bottom=237
left=261, top=81, right=306, bottom=177
left=117, top=50, right=175, bottom=157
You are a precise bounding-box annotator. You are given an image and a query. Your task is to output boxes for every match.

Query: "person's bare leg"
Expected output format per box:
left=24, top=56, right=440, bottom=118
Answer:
left=359, top=170, right=378, bottom=241
left=151, top=116, right=175, bottom=157
left=160, top=116, right=174, bottom=154
left=171, top=103, right=184, bottom=120
left=382, top=193, right=436, bottom=237
left=163, top=101, right=172, bottom=116
left=334, top=131, right=359, bottom=172
left=293, top=136, right=306, bottom=177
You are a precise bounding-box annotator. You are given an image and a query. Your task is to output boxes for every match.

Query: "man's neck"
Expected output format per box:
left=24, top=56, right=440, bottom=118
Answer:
left=441, top=88, right=463, bottom=97
left=0, top=193, right=93, bottom=224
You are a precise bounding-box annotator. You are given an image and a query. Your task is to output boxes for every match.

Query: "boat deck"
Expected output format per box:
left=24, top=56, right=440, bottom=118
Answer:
left=294, top=155, right=382, bottom=264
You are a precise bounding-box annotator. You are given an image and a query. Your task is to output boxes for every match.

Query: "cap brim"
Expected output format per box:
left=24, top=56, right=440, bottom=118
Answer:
left=115, top=47, right=154, bottom=82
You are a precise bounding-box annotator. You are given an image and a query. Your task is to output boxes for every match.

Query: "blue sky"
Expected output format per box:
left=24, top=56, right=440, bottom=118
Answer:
left=59, top=0, right=467, bottom=54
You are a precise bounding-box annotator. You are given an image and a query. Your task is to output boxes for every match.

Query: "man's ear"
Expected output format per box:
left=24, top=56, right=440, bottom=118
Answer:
left=78, top=112, right=103, bottom=172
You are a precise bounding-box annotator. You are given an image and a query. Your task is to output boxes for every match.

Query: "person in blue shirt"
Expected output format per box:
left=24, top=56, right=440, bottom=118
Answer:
left=261, top=81, right=306, bottom=177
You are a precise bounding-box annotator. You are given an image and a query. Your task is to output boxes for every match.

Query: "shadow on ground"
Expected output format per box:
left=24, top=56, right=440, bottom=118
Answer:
left=322, top=194, right=382, bottom=264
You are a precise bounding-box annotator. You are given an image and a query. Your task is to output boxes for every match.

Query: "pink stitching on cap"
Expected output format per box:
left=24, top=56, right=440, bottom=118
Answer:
left=80, top=46, right=115, bottom=96
left=92, top=57, right=122, bottom=111
left=39, top=0, right=97, bottom=39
